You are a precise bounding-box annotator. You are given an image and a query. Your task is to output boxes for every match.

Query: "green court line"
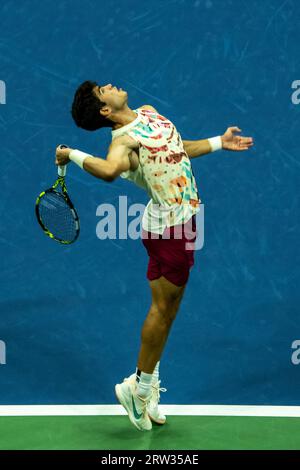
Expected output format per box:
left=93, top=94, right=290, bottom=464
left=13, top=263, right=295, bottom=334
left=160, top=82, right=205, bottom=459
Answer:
left=0, top=416, right=300, bottom=450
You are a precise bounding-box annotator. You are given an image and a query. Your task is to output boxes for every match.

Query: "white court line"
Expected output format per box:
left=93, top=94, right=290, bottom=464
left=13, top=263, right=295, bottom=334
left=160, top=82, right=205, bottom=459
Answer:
left=0, top=405, right=300, bottom=417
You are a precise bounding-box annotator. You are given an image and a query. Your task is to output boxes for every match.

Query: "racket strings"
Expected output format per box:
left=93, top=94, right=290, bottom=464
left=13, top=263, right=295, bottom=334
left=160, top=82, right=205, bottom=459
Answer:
left=38, top=191, right=78, bottom=242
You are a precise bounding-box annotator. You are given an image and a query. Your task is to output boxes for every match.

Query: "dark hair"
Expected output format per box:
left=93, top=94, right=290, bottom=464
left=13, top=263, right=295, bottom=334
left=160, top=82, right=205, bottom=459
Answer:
left=71, top=80, right=114, bottom=131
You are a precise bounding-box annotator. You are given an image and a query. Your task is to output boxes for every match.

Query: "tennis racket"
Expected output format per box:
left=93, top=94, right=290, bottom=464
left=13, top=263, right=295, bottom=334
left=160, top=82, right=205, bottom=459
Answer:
left=35, top=144, right=80, bottom=244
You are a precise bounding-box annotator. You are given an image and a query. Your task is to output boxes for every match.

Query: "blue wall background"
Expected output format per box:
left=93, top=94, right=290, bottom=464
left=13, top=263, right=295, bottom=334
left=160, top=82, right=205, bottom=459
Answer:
left=0, top=0, right=299, bottom=405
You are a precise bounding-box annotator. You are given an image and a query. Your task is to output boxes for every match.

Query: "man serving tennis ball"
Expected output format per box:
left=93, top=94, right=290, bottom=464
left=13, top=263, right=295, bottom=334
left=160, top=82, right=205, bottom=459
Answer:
left=55, top=81, right=253, bottom=431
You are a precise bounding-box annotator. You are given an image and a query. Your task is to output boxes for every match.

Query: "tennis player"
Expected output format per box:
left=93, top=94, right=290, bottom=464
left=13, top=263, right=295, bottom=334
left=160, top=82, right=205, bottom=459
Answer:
left=55, top=81, right=253, bottom=431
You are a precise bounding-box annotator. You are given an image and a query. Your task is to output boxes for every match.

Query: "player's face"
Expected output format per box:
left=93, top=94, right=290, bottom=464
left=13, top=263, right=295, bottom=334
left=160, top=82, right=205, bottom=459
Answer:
left=94, top=83, right=128, bottom=113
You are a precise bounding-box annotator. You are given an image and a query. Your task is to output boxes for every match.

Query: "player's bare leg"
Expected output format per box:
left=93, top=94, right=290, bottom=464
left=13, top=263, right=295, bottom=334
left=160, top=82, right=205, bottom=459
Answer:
left=137, top=276, right=186, bottom=373
left=115, top=276, right=186, bottom=430
left=136, top=276, right=186, bottom=424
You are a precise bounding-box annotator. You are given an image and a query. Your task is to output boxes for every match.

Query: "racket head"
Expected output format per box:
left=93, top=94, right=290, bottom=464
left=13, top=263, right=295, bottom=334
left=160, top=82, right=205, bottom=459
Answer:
left=35, top=188, right=80, bottom=244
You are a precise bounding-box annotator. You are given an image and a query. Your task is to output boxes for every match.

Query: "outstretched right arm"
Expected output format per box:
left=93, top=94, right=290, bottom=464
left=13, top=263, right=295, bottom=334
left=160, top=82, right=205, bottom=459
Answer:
left=55, top=136, right=132, bottom=182
left=83, top=137, right=131, bottom=182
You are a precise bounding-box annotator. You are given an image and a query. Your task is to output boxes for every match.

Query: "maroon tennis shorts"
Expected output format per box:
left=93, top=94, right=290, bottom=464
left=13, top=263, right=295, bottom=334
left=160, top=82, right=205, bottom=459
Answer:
left=141, top=215, right=197, bottom=287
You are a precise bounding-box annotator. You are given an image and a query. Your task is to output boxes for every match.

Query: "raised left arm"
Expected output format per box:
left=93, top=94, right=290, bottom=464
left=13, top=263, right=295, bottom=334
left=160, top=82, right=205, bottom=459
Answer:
left=183, top=127, right=254, bottom=159
left=182, top=139, right=212, bottom=158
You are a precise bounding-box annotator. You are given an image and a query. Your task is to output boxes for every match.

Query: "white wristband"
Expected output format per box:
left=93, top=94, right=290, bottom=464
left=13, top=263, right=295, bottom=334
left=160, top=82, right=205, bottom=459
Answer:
left=208, top=136, right=222, bottom=152
left=69, top=149, right=93, bottom=169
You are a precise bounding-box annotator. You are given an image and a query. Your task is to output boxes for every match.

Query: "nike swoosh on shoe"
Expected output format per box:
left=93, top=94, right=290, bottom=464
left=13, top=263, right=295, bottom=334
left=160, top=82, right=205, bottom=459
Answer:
left=132, top=396, right=143, bottom=420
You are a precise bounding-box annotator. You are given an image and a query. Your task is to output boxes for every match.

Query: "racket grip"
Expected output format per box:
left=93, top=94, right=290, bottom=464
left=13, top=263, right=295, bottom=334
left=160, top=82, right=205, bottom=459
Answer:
left=57, top=144, right=69, bottom=177
left=58, top=165, right=67, bottom=177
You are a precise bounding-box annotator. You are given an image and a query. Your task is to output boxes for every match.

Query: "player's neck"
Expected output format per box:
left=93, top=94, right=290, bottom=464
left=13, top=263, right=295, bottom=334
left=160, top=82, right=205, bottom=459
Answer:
left=111, top=106, right=138, bottom=131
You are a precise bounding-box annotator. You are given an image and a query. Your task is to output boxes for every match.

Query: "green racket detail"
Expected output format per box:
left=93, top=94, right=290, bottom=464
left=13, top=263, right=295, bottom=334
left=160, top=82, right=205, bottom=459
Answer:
left=35, top=145, right=80, bottom=244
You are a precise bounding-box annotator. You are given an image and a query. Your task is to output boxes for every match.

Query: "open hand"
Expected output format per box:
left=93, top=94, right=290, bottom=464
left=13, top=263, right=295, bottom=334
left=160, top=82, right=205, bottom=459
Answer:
left=221, top=127, right=253, bottom=152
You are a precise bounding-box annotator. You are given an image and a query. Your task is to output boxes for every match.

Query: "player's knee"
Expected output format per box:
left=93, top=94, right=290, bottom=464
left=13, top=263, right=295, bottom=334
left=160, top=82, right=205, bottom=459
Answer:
left=153, top=298, right=178, bottom=326
left=153, top=299, right=169, bottom=317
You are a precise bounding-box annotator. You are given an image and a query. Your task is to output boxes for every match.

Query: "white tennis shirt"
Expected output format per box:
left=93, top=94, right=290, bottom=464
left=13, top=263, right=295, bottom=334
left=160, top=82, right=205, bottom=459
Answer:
left=111, top=108, right=200, bottom=234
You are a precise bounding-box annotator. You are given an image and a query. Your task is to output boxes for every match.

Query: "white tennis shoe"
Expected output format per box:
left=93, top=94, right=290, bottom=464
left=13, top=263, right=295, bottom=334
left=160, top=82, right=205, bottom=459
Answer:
left=123, top=374, right=167, bottom=425
left=115, top=379, right=152, bottom=431
left=147, top=380, right=167, bottom=425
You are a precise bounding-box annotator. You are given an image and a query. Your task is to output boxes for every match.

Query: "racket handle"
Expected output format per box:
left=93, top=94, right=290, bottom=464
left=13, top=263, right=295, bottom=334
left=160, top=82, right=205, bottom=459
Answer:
left=58, top=165, right=67, bottom=177
left=57, top=144, right=69, bottom=177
